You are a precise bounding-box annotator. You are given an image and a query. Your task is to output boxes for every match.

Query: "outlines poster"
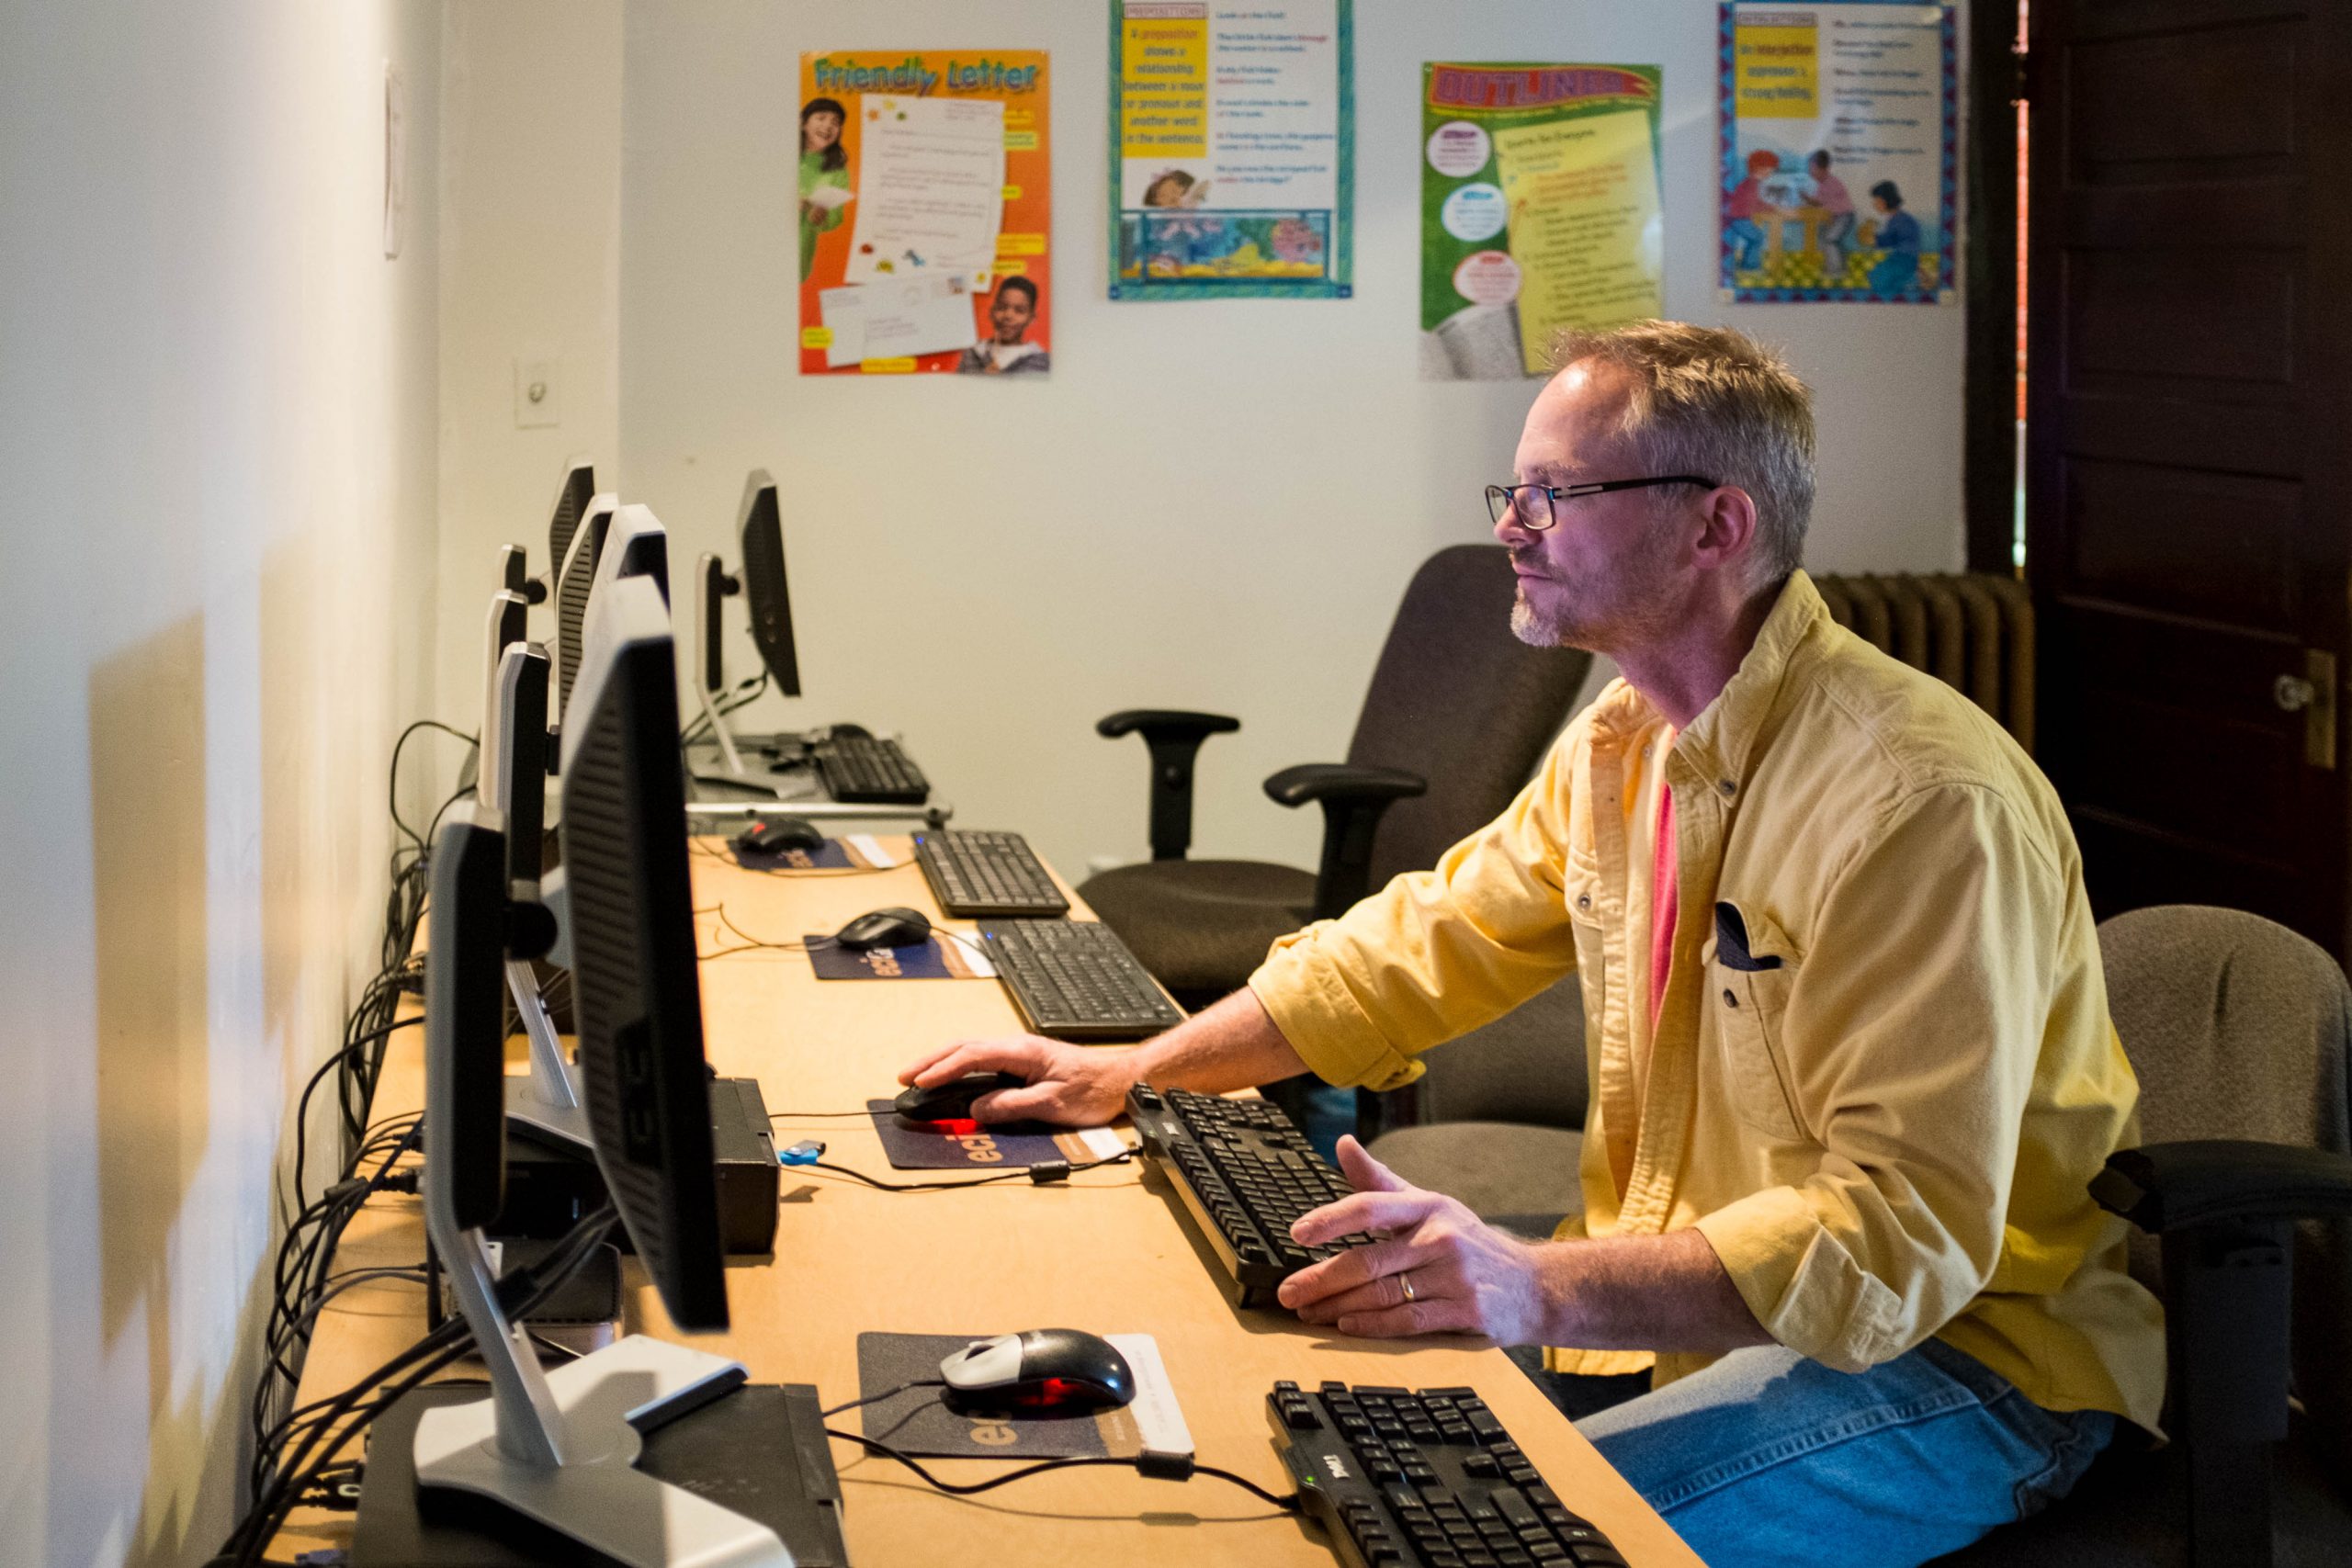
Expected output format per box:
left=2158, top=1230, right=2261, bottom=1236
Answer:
left=796, top=51, right=1053, bottom=375
left=1108, top=1, right=1353, bottom=300
left=1719, top=3, right=1955, bottom=303
left=1419, top=64, right=1665, bottom=381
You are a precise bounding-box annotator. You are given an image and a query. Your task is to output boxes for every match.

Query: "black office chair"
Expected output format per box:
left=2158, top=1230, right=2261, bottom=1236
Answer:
left=1079, top=545, right=1592, bottom=1014
left=1366, top=976, right=1589, bottom=1224
left=1934, top=906, right=2352, bottom=1568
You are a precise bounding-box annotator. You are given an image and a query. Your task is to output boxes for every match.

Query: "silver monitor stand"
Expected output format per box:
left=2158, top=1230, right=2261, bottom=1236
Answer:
left=417, top=808, right=790, bottom=1568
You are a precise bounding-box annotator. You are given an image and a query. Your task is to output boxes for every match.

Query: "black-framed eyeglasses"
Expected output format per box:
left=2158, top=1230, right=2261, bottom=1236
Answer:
left=1485, top=475, right=1720, bottom=532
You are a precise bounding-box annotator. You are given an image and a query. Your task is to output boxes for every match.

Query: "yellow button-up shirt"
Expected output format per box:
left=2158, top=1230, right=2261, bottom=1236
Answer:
left=1250, top=571, right=2165, bottom=1434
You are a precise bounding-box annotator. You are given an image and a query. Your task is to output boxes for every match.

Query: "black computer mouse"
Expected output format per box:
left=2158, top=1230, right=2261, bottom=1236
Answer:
left=733, top=816, right=823, bottom=857
left=831, top=906, right=933, bottom=951
left=939, top=1328, right=1136, bottom=1413
left=893, top=1070, right=1026, bottom=1126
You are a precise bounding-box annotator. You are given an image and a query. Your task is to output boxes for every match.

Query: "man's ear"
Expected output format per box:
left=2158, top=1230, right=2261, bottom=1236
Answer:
left=1694, top=485, right=1760, bottom=575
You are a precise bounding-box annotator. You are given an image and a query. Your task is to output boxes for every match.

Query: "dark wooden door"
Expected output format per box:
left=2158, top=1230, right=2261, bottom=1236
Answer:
left=2027, top=0, right=2352, bottom=959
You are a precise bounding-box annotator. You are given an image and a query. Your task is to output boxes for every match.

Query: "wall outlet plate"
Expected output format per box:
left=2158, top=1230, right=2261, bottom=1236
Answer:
left=515, top=355, right=561, bottom=428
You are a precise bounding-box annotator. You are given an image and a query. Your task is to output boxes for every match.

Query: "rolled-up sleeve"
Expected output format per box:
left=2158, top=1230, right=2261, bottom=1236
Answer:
left=1692, top=783, right=2063, bottom=1371
left=1249, top=734, right=1586, bottom=1093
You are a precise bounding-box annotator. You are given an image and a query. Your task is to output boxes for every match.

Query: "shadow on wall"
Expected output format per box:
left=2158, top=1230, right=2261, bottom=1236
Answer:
left=87, top=614, right=214, bottom=1567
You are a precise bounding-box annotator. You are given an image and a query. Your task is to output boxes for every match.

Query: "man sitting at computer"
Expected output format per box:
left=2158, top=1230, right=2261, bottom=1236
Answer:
left=900, top=321, right=2162, bottom=1568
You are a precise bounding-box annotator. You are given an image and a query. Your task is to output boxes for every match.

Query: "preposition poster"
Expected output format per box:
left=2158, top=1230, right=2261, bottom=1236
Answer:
left=796, top=51, right=1053, bottom=374
left=1719, top=3, right=1955, bottom=303
left=1108, top=0, right=1353, bottom=299
left=1419, top=64, right=1665, bottom=380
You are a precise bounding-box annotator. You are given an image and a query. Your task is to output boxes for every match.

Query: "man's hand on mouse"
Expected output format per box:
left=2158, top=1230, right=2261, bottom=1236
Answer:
left=899, top=1034, right=1136, bottom=1127
left=1277, top=1136, right=1548, bottom=1346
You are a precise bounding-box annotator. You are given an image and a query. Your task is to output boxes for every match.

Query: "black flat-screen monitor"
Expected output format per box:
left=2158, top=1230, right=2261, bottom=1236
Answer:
left=546, top=458, right=596, bottom=581
left=553, top=495, right=618, bottom=722
left=737, top=470, right=801, bottom=698
left=557, top=573, right=727, bottom=1331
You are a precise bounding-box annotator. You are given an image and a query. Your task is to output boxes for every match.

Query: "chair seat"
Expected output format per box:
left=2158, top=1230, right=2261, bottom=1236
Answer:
left=1078, top=858, right=1316, bottom=995
left=1928, top=1424, right=2352, bottom=1567
left=1368, top=1122, right=1587, bottom=1224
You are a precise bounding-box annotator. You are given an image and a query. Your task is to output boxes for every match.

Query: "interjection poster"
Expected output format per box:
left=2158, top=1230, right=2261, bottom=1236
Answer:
left=796, top=50, right=1054, bottom=375
left=1719, top=3, right=1956, bottom=303
left=1419, top=63, right=1666, bottom=380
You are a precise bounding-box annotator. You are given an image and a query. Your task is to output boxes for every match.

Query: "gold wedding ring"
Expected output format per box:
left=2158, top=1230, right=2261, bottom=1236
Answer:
left=1397, top=1270, right=1418, bottom=1305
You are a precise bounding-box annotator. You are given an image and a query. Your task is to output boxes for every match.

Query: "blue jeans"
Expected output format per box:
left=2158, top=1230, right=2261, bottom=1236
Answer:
left=1517, top=1338, right=2116, bottom=1568
left=1725, top=218, right=1767, bottom=273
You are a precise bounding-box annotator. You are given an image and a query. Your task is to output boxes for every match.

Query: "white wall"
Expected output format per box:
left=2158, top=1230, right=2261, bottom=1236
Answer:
left=604, top=0, right=1970, bottom=881
left=0, top=4, right=442, bottom=1563
left=434, top=0, right=626, bottom=747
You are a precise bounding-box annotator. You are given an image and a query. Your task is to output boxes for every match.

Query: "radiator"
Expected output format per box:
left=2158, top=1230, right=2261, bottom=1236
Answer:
left=1812, top=572, right=2035, bottom=757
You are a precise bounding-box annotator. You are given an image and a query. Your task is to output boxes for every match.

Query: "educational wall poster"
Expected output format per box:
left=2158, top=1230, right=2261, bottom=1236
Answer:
left=1719, top=3, right=1956, bottom=304
left=1108, top=1, right=1353, bottom=300
left=1419, top=63, right=1666, bottom=381
left=796, top=51, right=1053, bottom=375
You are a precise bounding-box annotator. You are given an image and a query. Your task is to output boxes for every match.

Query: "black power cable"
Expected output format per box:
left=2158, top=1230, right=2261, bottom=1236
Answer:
left=824, top=1423, right=1299, bottom=1512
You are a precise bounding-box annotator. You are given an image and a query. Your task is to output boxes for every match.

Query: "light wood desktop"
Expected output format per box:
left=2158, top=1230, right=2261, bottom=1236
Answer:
left=280, top=836, right=1702, bottom=1566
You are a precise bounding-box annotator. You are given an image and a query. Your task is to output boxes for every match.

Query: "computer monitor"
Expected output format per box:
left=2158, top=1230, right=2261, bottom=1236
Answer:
left=691, top=552, right=751, bottom=776
left=553, top=492, right=619, bottom=722
left=545, top=457, right=596, bottom=584
left=595, top=502, right=671, bottom=609
left=495, top=543, right=539, bottom=604
left=695, top=553, right=738, bottom=699
left=480, top=586, right=527, bottom=769
left=481, top=638, right=582, bottom=1150
left=557, top=570, right=724, bottom=1328
left=414, top=785, right=782, bottom=1563
left=737, top=469, right=801, bottom=698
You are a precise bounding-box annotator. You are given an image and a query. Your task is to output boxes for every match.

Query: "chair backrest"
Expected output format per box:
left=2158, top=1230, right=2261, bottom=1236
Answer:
left=1417, top=975, right=1589, bottom=1131
left=1345, top=545, right=1592, bottom=885
left=2098, top=905, right=2352, bottom=1469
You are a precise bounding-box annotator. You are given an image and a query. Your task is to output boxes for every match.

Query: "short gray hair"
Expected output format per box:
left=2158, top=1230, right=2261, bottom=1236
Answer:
left=1550, top=321, right=1815, bottom=589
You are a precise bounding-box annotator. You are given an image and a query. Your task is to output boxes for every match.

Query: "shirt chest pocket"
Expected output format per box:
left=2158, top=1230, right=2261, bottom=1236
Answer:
left=1704, top=899, right=1806, bottom=1142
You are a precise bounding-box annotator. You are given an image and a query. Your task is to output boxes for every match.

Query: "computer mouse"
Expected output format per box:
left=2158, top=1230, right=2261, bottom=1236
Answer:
left=893, top=1070, right=1026, bottom=1127
left=939, top=1328, right=1136, bottom=1414
left=733, top=816, right=823, bottom=856
left=827, top=722, right=873, bottom=740
left=831, top=906, right=933, bottom=952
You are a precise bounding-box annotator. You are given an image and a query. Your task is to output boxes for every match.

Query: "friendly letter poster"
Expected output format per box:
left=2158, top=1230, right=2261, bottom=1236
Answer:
left=1419, top=64, right=1665, bottom=380
left=1719, top=3, right=1955, bottom=303
left=797, top=51, right=1053, bottom=375
left=1109, top=0, right=1353, bottom=300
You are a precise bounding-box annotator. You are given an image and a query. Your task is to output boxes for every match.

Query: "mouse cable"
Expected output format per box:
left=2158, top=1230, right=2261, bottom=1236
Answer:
left=807, top=1151, right=1135, bottom=1191
left=767, top=1108, right=882, bottom=1119
left=820, top=1376, right=947, bottom=1419
left=823, top=1425, right=1300, bottom=1512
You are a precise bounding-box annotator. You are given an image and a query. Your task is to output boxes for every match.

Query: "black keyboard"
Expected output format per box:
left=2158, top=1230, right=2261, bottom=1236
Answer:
left=812, top=734, right=929, bottom=805
left=1271, top=1380, right=1624, bottom=1568
left=976, top=919, right=1183, bottom=1040
left=1125, top=1084, right=1372, bottom=1307
left=914, top=829, right=1070, bottom=918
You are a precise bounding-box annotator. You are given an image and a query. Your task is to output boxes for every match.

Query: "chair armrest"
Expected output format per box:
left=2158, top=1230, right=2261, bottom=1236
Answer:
left=1097, top=708, right=1240, bottom=741
left=2091, top=1138, right=2352, bottom=1562
left=1261, top=765, right=1426, bottom=920
left=2090, top=1139, right=2352, bottom=1232
left=1095, top=710, right=1241, bottom=861
left=1261, top=762, right=1427, bottom=808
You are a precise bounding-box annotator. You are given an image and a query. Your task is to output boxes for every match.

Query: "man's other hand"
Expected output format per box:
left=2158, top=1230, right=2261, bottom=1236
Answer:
left=1277, top=1136, right=1545, bottom=1346
left=897, top=1034, right=1137, bottom=1127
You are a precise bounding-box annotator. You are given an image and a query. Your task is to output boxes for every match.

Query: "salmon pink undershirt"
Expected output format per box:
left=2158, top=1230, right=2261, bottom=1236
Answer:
left=1650, top=782, right=1679, bottom=1029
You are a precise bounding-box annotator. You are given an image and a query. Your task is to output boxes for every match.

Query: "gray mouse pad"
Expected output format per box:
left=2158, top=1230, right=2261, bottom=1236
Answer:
left=852, top=1332, right=1140, bottom=1459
